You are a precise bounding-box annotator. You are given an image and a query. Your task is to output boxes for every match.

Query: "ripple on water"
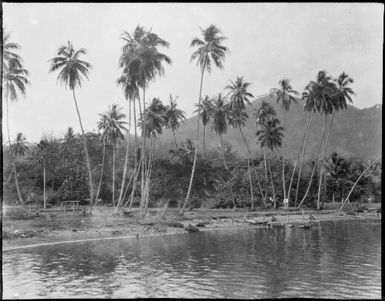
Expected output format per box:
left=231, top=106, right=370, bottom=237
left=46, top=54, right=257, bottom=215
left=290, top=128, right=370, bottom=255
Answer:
left=2, top=219, right=381, bottom=299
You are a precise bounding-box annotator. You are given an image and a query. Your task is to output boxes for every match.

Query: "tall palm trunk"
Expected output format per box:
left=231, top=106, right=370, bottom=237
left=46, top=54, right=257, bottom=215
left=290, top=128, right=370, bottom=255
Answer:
left=297, top=114, right=328, bottom=209
left=95, top=137, right=106, bottom=201
left=180, top=66, right=205, bottom=215
left=220, top=134, right=237, bottom=209
left=161, top=199, right=170, bottom=219
left=143, top=134, right=155, bottom=217
left=116, top=98, right=132, bottom=212
left=287, top=111, right=313, bottom=205
left=172, top=128, right=178, bottom=149
left=281, top=110, right=287, bottom=202
left=263, top=148, right=269, bottom=203
left=294, top=111, right=314, bottom=207
left=72, top=89, right=94, bottom=212
left=203, top=124, right=206, bottom=158
left=128, top=98, right=139, bottom=208
left=140, top=87, right=147, bottom=215
left=247, top=158, right=254, bottom=210
left=267, top=153, right=276, bottom=207
left=43, top=165, right=46, bottom=209
left=238, top=125, right=264, bottom=200
left=316, top=112, right=335, bottom=209
left=112, top=143, right=116, bottom=207
left=5, top=95, right=23, bottom=204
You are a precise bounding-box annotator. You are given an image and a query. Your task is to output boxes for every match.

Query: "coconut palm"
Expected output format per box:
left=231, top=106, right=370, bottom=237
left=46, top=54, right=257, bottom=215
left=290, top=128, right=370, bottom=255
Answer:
left=256, top=119, right=284, bottom=208
left=119, top=25, right=171, bottom=214
left=226, top=76, right=264, bottom=208
left=225, top=76, right=254, bottom=110
left=270, top=78, right=298, bottom=203
left=49, top=41, right=95, bottom=211
left=254, top=101, right=277, bottom=203
left=165, top=94, right=186, bottom=149
left=36, top=137, right=49, bottom=208
left=194, top=95, right=213, bottom=156
left=139, top=98, right=167, bottom=216
left=3, top=34, right=30, bottom=204
left=297, top=71, right=337, bottom=209
left=180, top=24, right=229, bottom=215
left=10, top=133, right=29, bottom=204
left=63, top=127, right=76, bottom=143
left=316, top=72, right=355, bottom=209
left=98, top=104, right=128, bottom=208
left=210, top=93, right=237, bottom=209
left=116, top=73, right=139, bottom=210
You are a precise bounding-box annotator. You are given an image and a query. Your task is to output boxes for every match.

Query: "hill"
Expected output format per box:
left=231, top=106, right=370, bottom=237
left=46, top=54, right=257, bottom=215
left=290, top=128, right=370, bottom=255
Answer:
left=159, top=95, right=382, bottom=160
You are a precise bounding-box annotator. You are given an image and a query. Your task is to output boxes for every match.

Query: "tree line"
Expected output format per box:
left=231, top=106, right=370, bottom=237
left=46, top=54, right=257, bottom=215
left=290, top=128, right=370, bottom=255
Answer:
left=2, top=25, right=381, bottom=217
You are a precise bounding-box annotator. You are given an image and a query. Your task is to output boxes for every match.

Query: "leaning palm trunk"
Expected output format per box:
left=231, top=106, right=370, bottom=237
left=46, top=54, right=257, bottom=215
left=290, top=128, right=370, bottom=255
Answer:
left=160, top=199, right=170, bottom=219
left=247, top=158, right=254, bottom=209
left=116, top=98, right=132, bottom=212
left=143, top=135, right=155, bottom=217
left=263, top=148, right=269, bottom=203
left=287, top=111, right=313, bottom=205
left=172, top=128, right=178, bottom=149
left=180, top=66, right=205, bottom=215
left=238, top=125, right=264, bottom=201
left=95, top=138, right=106, bottom=201
left=6, top=167, right=14, bottom=184
left=140, top=87, right=147, bottom=215
left=339, top=156, right=382, bottom=211
left=281, top=110, right=287, bottom=203
left=267, top=154, right=276, bottom=207
left=220, top=134, right=237, bottom=209
left=72, top=89, right=95, bottom=213
left=294, top=111, right=314, bottom=207
left=112, top=144, right=116, bottom=208
left=127, top=160, right=142, bottom=209
left=316, top=112, right=335, bottom=209
left=203, top=124, right=206, bottom=159
left=5, top=95, right=24, bottom=204
left=43, top=165, right=46, bottom=209
left=297, top=114, right=328, bottom=209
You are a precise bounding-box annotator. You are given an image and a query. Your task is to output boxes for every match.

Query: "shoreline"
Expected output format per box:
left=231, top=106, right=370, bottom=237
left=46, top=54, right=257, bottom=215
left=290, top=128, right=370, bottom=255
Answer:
left=3, top=206, right=381, bottom=252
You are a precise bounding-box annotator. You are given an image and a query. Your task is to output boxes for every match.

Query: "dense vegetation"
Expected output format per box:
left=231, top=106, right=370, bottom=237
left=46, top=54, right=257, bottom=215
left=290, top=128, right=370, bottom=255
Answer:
left=2, top=25, right=381, bottom=217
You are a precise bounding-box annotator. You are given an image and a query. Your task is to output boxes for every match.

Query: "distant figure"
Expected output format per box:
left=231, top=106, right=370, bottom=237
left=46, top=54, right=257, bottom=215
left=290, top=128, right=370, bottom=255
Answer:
left=271, top=215, right=277, bottom=222
left=309, top=213, right=316, bottom=220
left=283, top=198, right=289, bottom=209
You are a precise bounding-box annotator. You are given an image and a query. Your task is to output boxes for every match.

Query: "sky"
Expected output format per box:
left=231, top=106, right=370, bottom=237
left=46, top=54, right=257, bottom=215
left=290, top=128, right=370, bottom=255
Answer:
left=2, top=3, right=383, bottom=143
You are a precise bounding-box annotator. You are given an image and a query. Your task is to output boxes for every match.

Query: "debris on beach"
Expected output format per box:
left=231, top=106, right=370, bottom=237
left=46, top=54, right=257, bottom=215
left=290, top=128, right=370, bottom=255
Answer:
left=185, top=224, right=199, bottom=233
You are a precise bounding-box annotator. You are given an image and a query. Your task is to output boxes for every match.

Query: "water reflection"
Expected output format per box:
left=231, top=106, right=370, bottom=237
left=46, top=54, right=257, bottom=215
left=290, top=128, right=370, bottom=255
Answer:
left=3, top=219, right=381, bottom=299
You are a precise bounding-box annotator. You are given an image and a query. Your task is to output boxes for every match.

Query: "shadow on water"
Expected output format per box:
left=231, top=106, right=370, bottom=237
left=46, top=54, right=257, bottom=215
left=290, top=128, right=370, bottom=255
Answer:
left=3, top=219, right=381, bottom=299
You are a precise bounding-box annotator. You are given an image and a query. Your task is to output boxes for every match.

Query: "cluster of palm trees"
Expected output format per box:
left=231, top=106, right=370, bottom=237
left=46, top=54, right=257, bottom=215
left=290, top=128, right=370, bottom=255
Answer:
left=3, top=24, right=361, bottom=214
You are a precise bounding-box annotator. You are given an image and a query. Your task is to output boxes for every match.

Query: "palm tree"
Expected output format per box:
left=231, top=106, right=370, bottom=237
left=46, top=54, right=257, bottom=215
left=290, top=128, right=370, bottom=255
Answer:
left=194, top=95, right=213, bottom=156
left=165, top=94, right=186, bottom=149
left=98, top=104, right=128, bottom=208
left=3, top=33, right=30, bottom=204
left=95, top=115, right=108, bottom=203
left=316, top=72, right=355, bottom=208
left=10, top=133, right=29, bottom=204
left=256, top=119, right=284, bottom=208
left=254, top=101, right=277, bottom=204
left=297, top=71, right=336, bottom=209
left=63, top=127, right=77, bottom=143
left=49, top=41, right=95, bottom=212
left=139, top=98, right=167, bottom=216
left=226, top=76, right=264, bottom=207
left=36, top=137, right=49, bottom=208
left=180, top=24, right=229, bottom=215
left=119, top=25, right=171, bottom=215
left=270, top=78, right=298, bottom=203
left=210, top=93, right=237, bottom=209
left=116, top=73, right=139, bottom=210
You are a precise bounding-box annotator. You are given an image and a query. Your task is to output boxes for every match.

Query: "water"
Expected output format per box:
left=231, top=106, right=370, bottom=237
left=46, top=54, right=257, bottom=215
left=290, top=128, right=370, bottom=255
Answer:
left=3, top=219, right=381, bottom=299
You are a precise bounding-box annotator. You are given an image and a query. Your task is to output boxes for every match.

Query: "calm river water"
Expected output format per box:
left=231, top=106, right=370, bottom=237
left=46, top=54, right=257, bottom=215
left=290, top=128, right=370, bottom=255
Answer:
left=2, top=219, right=381, bottom=299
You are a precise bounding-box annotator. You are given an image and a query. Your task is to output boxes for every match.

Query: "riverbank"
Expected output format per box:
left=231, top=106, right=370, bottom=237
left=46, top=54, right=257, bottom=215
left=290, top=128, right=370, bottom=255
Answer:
left=2, top=203, right=381, bottom=251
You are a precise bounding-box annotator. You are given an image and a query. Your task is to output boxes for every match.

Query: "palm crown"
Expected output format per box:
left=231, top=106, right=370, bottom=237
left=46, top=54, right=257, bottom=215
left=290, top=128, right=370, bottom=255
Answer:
left=190, top=24, right=229, bottom=73
left=210, top=93, right=229, bottom=136
left=256, top=118, right=284, bottom=151
left=165, top=95, right=186, bottom=131
left=140, top=98, right=168, bottom=138
left=49, top=41, right=92, bottom=90
left=4, top=58, right=30, bottom=101
left=11, top=132, right=29, bottom=157
left=225, top=76, right=254, bottom=110
left=97, top=104, right=128, bottom=145
left=254, top=101, right=276, bottom=126
left=270, top=78, right=299, bottom=111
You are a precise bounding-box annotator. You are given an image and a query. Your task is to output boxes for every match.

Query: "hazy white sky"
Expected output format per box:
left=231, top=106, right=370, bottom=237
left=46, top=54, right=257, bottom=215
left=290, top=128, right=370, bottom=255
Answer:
left=3, top=3, right=383, bottom=142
